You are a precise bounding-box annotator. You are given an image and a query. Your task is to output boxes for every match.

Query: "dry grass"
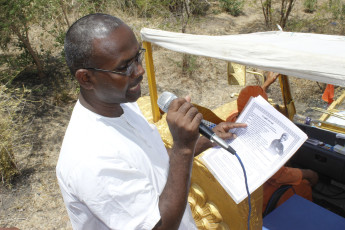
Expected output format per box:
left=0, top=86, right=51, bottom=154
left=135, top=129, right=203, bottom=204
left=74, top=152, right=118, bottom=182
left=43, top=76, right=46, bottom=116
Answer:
left=0, top=86, right=28, bottom=187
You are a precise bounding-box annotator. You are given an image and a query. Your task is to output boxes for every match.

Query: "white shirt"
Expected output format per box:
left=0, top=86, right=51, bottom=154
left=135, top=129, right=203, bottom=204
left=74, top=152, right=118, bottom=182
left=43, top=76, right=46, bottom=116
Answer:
left=56, top=101, right=196, bottom=230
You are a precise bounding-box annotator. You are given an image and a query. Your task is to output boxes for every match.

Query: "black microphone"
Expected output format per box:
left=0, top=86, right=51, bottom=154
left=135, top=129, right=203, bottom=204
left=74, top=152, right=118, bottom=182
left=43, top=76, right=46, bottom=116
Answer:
left=157, top=91, right=236, bottom=154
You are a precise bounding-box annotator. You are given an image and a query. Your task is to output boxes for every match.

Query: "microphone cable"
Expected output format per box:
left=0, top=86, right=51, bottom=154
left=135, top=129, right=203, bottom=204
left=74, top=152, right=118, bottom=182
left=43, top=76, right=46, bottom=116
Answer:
left=204, top=119, right=251, bottom=229
left=230, top=149, right=251, bottom=230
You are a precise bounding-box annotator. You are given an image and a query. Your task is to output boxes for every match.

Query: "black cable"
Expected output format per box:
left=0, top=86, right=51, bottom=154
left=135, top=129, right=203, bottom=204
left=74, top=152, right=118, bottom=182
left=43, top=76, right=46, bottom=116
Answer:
left=232, top=150, right=251, bottom=230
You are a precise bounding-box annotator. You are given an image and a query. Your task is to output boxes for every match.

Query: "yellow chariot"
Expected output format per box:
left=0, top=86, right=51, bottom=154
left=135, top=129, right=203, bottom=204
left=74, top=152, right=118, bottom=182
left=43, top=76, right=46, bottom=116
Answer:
left=137, top=28, right=345, bottom=229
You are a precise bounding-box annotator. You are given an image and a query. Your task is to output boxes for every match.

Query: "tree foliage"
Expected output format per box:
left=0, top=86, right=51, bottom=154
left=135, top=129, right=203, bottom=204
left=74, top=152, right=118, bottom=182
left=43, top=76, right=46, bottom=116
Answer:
left=0, top=0, right=111, bottom=81
left=304, top=0, right=317, bottom=13
left=219, top=0, right=244, bottom=16
left=0, top=0, right=45, bottom=78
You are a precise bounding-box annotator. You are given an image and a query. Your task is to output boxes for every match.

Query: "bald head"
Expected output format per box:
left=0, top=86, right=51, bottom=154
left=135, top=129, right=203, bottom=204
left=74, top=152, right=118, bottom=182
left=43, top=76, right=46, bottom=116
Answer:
left=64, top=13, right=125, bottom=75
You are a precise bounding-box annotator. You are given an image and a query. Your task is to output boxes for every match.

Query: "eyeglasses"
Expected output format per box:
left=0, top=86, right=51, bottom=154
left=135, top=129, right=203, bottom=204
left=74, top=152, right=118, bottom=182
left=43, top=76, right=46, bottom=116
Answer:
left=85, top=48, right=146, bottom=76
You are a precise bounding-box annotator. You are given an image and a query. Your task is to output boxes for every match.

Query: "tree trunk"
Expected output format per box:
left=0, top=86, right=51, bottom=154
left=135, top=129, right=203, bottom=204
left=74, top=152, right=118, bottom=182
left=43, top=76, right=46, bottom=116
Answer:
left=182, top=0, right=190, bottom=74
left=12, top=25, right=45, bottom=79
left=280, top=0, right=295, bottom=29
left=60, top=0, right=70, bottom=28
left=261, top=0, right=272, bottom=29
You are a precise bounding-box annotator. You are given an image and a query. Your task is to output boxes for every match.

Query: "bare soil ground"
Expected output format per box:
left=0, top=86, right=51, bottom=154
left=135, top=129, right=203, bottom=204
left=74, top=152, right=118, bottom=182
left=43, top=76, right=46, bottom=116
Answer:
left=1, top=2, right=345, bottom=230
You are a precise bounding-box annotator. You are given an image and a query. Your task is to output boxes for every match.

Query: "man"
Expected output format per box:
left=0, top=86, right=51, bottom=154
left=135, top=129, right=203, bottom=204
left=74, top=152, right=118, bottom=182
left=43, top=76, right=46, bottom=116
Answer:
left=56, top=13, right=246, bottom=230
left=269, top=133, right=288, bottom=155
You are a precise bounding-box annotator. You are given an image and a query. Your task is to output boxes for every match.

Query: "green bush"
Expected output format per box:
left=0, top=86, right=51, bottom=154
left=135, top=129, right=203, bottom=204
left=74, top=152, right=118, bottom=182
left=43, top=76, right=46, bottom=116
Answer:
left=126, top=0, right=210, bottom=17
left=329, top=0, right=345, bottom=20
left=190, top=0, right=211, bottom=16
left=219, top=0, right=244, bottom=17
left=182, top=54, right=198, bottom=75
left=304, top=0, right=317, bottom=13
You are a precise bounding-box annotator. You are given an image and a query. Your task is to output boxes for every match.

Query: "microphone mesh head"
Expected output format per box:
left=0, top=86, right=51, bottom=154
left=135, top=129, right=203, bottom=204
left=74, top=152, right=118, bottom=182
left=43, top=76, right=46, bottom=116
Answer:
left=157, top=92, right=177, bottom=113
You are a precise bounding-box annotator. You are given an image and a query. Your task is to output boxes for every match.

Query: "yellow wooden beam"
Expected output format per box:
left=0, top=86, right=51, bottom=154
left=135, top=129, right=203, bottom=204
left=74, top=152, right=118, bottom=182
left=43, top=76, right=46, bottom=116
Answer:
left=143, top=41, right=161, bottom=122
left=279, top=75, right=296, bottom=120
left=227, top=62, right=246, bottom=86
left=319, top=121, right=345, bottom=134
left=320, top=90, right=345, bottom=122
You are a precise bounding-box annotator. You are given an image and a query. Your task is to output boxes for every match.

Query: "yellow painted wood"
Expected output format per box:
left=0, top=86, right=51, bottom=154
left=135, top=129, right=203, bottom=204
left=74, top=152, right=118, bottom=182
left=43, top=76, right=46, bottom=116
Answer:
left=318, top=121, right=345, bottom=134
left=191, top=158, right=263, bottom=230
left=212, top=100, right=238, bottom=121
left=320, top=90, right=345, bottom=122
left=227, top=62, right=265, bottom=86
left=143, top=41, right=161, bottom=122
left=316, top=90, right=345, bottom=134
left=279, top=75, right=296, bottom=120
left=227, top=62, right=246, bottom=86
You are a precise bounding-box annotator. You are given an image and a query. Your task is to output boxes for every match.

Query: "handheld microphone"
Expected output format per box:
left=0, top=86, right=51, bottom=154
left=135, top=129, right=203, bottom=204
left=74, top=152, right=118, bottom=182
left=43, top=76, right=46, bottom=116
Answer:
left=157, top=91, right=236, bottom=154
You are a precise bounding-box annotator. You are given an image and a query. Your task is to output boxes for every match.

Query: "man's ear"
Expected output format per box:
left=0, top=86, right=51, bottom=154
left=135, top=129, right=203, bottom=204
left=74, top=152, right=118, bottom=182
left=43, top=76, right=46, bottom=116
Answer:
left=75, top=69, right=94, bottom=90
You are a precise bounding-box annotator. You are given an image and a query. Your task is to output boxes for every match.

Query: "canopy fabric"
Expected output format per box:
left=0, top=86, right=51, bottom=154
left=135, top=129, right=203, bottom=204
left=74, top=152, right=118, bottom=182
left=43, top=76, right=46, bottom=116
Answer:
left=140, top=28, right=345, bottom=87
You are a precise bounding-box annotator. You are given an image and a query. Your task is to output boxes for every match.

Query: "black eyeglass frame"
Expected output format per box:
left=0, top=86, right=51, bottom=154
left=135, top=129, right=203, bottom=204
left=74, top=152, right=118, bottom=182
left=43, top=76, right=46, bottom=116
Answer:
left=85, top=48, right=146, bottom=76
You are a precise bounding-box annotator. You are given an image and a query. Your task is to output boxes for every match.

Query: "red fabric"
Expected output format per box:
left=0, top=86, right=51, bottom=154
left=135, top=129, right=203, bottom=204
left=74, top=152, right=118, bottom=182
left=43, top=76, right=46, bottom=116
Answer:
left=268, top=166, right=303, bottom=186
left=262, top=167, right=312, bottom=212
left=237, top=86, right=268, bottom=113
left=225, top=85, right=268, bottom=122
left=322, top=84, right=334, bottom=104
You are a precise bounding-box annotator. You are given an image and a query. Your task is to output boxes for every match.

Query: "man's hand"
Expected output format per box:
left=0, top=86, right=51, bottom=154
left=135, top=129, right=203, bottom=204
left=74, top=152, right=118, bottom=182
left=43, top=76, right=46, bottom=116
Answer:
left=195, top=121, right=247, bottom=155
left=212, top=121, right=247, bottom=141
left=156, top=96, right=202, bottom=229
left=166, top=97, right=202, bottom=153
left=262, top=71, right=280, bottom=92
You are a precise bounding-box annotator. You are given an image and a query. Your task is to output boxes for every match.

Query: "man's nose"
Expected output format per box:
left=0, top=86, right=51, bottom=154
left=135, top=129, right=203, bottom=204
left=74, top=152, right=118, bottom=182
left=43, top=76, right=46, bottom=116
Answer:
left=131, top=61, right=145, bottom=78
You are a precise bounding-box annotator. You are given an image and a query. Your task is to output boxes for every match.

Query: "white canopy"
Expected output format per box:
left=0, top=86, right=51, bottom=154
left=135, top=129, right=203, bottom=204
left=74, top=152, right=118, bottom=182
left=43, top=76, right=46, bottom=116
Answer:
left=140, top=28, right=345, bottom=87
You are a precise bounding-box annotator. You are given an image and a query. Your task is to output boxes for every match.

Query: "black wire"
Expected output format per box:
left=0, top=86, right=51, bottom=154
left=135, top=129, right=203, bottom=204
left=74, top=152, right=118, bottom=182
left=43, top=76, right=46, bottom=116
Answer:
left=233, top=152, right=251, bottom=230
